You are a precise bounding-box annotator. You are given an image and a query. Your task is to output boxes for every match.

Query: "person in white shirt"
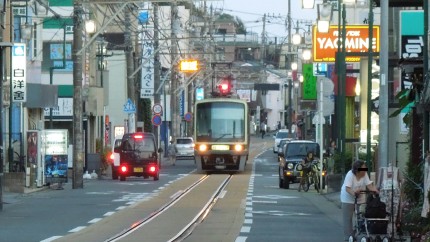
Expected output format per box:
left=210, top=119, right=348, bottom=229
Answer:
left=340, top=160, right=379, bottom=241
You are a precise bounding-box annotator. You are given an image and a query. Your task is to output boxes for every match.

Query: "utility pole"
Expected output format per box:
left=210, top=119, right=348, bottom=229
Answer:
left=72, top=0, right=84, bottom=189
left=261, top=13, right=266, bottom=64
left=378, top=0, right=388, bottom=168
left=125, top=4, right=136, bottom=133
left=153, top=3, right=161, bottom=145
left=287, top=0, right=292, bottom=137
left=170, top=1, right=178, bottom=139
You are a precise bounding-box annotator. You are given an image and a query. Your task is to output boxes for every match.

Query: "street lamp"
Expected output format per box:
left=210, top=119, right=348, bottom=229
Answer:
left=302, top=0, right=315, bottom=9
left=317, top=2, right=333, bottom=33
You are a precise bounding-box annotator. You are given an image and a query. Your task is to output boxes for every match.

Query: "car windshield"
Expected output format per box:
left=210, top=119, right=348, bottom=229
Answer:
left=177, top=139, right=192, bottom=145
left=122, top=138, right=155, bottom=152
left=276, top=132, right=289, bottom=139
left=286, top=143, right=320, bottom=158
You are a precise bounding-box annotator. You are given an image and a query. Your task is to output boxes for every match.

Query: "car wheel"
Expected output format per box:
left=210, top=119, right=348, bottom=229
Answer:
left=283, top=177, right=290, bottom=189
left=112, top=166, right=118, bottom=180
left=119, top=176, right=126, bottom=181
left=153, top=172, right=159, bottom=181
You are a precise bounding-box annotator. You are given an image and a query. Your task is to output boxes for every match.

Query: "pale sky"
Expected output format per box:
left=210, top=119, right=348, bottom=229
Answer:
left=214, top=0, right=318, bottom=40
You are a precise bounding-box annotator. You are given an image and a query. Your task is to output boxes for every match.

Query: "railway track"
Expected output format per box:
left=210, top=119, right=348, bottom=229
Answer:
left=56, top=174, right=234, bottom=242
left=56, top=137, right=271, bottom=242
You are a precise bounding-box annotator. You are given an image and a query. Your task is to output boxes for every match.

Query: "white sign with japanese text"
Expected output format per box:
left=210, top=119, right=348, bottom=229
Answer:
left=12, top=43, right=26, bottom=102
left=140, top=28, right=154, bottom=98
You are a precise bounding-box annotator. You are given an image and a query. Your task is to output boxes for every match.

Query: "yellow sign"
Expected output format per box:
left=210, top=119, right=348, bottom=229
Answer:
left=211, top=145, right=230, bottom=151
left=179, top=60, right=199, bottom=72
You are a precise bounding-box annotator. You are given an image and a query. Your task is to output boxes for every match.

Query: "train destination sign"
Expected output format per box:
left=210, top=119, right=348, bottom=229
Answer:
left=312, top=25, right=380, bottom=63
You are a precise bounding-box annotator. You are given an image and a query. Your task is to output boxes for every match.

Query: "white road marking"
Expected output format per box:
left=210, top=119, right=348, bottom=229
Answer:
left=104, top=211, right=115, bottom=216
left=116, top=206, right=127, bottom=210
left=68, top=226, right=86, bottom=233
left=240, top=226, right=251, bottom=233
left=235, top=236, right=247, bottom=242
left=253, top=195, right=299, bottom=199
left=88, top=218, right=102, bottom=223
left=245, top=212, right=253, bottom=218
left=246, top=201, right=252, bottom=206
left=40, top=236, right=63, bottom=242
left=253, top=200, right=277, bottom=204
left=219, top=190, right=227, bottom=198
left=244, top=218, right=253, bottom=224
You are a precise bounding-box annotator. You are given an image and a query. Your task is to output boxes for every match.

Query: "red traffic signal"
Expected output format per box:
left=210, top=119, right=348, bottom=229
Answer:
left=217, top=76, right=233, bottom=96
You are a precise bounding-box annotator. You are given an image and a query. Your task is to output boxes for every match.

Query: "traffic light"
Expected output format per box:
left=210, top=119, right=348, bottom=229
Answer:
left=217, top=76, right=232, bottom=96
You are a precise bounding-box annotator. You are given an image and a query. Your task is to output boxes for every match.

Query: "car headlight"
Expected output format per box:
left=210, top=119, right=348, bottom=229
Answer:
left=287, top=162, right=294, bottom=169
left=296, top=164, right=303, bottom=171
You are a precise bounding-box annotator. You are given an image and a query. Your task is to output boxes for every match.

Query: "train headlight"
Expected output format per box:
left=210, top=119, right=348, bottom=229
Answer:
left=198, top=144, right=208, bottom=152
left=234, top=144, right=243, bottom=151
left=287, top=163, right=294, bottom=170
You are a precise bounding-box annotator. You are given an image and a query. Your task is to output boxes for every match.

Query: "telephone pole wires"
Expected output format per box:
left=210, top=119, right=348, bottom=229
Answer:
left=72, top=0, right=84, bottom=189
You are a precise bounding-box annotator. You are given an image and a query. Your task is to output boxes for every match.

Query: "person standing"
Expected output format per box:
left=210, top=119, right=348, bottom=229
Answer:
left=168, top=140, right=177, bottom=166
left=260, top=122, right=266, bottom=139
left=340, top=160, right=379, bottom=241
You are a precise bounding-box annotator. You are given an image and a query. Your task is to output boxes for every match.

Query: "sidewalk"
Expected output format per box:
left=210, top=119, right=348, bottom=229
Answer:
left=323, top=191, right=341, bottom=209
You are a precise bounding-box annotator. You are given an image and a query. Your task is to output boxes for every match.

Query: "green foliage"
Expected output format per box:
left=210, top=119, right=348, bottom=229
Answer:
left=138, top=98, right=153, bottom=133
left=96, top=139, right=111, bottom=174
left=400, top=143, right=430, bottom=240
left=332, top=151, right=353, bottom=175
left=390, top=89, right=413, bottom=128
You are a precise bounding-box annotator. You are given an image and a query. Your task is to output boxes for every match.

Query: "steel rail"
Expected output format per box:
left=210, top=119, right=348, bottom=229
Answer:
left=168, top=175, right=233, bottom=241
left=103, top=174, right=214, bottom=242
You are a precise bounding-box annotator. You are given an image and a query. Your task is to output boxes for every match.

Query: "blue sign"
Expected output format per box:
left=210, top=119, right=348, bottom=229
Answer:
left=123, top=98, right=136, bottom=113
left=196, top=88, right=204, bottom=100
left=184, top=112, right=193, bottom=122
left=179, top=91, right=185, bottom=117
left=152, top=114, right=162, bottom=126
left=138, top=11, right=149, bottom=24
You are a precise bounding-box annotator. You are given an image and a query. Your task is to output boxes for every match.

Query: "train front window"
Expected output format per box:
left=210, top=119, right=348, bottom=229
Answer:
left=196, top=102, right=245, bottom=142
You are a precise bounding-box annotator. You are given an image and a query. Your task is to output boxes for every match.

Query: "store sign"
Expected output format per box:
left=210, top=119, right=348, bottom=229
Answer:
left=140, top=28, right=154, bottom=98
left=12, top=43, right=26, bottom=102
left=312, top=25, right=380, bottom=62
left=400, top=10, right=424, bottom=59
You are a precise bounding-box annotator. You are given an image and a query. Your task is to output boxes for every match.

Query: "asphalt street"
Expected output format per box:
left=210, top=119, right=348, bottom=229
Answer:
left=1, top=135, right=343, bottom=242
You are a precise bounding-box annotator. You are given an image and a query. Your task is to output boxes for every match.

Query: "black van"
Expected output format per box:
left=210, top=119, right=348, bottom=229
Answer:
left=114, top=132, right=161, bottom=181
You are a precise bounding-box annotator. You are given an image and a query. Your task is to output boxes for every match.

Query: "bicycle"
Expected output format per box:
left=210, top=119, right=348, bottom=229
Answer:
left=299, top=161, right=320, bottom=193
left=9, top=151, right=26, bottom=172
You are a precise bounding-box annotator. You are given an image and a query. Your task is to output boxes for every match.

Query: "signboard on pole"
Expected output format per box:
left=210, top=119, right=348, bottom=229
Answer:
left=140, top=28, right=154, bottom=98
left=12, top=43, right=26, bottom=102
left=400, top=10, right=424, bottom=59
left=312, top=25, right=380, bottom=62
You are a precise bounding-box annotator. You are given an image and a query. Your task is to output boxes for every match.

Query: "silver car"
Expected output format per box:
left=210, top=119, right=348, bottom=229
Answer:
left=175, top=137, right=195, bottom=160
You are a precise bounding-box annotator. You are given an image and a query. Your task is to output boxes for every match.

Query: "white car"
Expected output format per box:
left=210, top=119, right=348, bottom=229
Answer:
left=273, top=129, right=292, bottom=153
left=175, top=137, right=195, bottom=160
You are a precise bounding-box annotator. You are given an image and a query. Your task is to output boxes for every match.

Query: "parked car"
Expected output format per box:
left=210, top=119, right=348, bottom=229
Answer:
left=273, top=129, right=292, bottom=153
left=114, top=132, right=162, bottom=181
left=175, top=137, right=195, bottom=160
left=277, top=138, right=292, bottom=161
left=278, top=140, right=320, bottom=189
